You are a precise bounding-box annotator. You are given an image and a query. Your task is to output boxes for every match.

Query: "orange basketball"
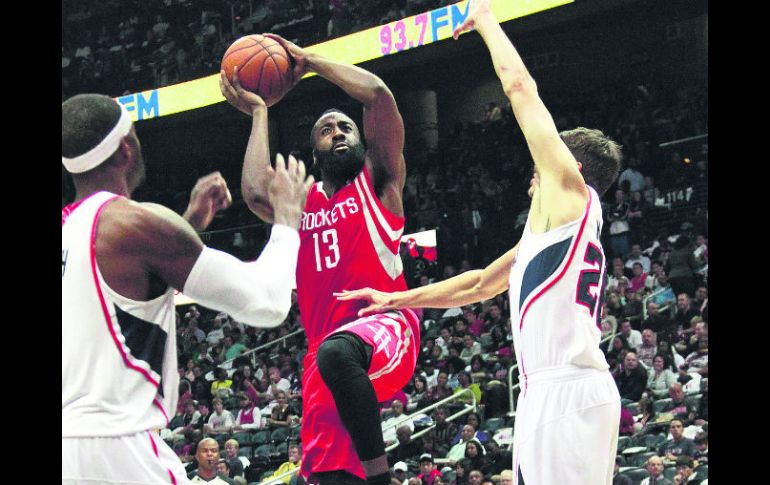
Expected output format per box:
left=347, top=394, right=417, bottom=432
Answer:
left=221, top=34, right=293, bottom=106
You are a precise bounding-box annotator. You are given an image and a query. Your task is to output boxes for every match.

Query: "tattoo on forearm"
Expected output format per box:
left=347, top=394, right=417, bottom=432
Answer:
left=545, top=218, right=551, bottom=232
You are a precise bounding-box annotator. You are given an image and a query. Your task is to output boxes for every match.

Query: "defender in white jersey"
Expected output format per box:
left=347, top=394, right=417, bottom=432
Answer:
left=336, top=1, right=623, bottom=483
left=62, top=94, right=313, bottom=484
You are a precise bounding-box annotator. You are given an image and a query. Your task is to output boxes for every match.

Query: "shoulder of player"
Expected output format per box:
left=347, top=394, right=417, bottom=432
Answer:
left=99, top=199, right=200, bottom=254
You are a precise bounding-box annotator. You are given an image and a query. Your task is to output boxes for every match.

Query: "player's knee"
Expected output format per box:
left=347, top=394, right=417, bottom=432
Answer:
left=316, top=337, right=353, bottom=382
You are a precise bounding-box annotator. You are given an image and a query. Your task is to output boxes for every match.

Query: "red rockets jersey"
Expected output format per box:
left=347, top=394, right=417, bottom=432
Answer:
left=296, top=167, right=409, bottom=348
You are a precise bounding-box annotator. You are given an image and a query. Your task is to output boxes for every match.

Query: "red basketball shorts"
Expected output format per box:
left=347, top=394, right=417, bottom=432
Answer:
left=300, top=309, right=421, bottom=481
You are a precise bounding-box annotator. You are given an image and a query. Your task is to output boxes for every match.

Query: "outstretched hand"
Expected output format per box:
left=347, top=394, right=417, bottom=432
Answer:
left=452, top=0, right=493, bottom=39
left=263, top=33, right=310, bottom=88
left=268, top=153, right=314, bottom=229
left=219, top=67, right=267, bottom=115
left=334, top=288, right=396, bottom=317
left=183, top=171, right=233, bottom=231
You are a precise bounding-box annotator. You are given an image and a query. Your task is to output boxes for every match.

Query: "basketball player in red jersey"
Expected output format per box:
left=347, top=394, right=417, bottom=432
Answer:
left=220, top=36, right=420, bottom=485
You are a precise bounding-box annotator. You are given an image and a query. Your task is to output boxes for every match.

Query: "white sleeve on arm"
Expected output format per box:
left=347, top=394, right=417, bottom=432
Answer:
left=183, top=224, right=300, bottom=328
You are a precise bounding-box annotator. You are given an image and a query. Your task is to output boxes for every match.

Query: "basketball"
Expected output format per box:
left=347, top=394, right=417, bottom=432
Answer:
left=221, top=34, right=294, bottom=106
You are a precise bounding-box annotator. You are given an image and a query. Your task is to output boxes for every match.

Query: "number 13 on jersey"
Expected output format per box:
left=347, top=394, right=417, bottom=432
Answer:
left=312, top=229, right=340, bottom=271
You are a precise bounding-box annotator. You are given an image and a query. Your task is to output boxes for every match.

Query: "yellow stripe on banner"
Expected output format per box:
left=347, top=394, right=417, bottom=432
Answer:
left=117, top=0, right=573, bottom=122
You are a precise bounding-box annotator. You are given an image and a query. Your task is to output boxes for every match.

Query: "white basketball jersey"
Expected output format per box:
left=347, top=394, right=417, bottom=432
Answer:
left=62, top=191, right=178, bottom=437
left=508, top=186, right=609, bottom=393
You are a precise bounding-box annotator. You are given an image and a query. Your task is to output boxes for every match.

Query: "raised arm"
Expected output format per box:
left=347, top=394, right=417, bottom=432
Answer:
left=220, top=68, right=275, bottom=222
left=98, top=155, right=312, bottom=327
left=336, top=243, right=519, bottom=315
left=454, top=0, right=587, bottom=222
left=268, top=34, right=406, bottom=215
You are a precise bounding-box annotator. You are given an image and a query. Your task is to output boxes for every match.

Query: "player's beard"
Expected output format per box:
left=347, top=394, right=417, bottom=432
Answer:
left=315, top=141, right=366, bottom=184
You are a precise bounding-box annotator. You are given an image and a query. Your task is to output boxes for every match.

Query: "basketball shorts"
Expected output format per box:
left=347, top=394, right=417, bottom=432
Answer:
left=62, top=430, right=190, bottom=484
left=300, top=309, right=421, bottom=481
left=512, top=366, right=620, bottom=485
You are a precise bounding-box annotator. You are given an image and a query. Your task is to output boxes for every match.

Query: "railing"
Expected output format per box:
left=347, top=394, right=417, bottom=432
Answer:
left=507, top=330, right=617, bottom=417
left=384, top=387, right=477, bottom=452
left=256, top=387, right=477, bottom=484
left=219, top=329, right=306, bottom=370
left=259, top=465, right=299, bottom=485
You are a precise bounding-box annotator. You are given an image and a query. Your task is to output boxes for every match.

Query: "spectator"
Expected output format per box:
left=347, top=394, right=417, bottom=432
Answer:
left=691, top=287, right=708, bottom=315
left=407, top=375, right=429, bottom=412
left=480, top=439, right=512, bottom=476
left=604, top=334, right=633, bottom=372
left=499, top=469, right=513, bottom=485
left=680, top=336, right=708, bottom=378
left=605, top=291, right=625, bottom=320
left=383, top=399, right=415, bottom=446
left=265, top=442, right=303, bottom=484
left=619, top=405, right=635, bottom=436
left=615, top=351, right=648, bottom=402
left=636, top=328, right=658, bottom=368
left=392, top=461, right=409, bottom=484
left=619, top=157, right=645, bottom=193
left=233, top=392, right=262, bottom=432
left=204, top=397, right=235, bottom=437
left=206, top=315, right=226, bottom=345
left=435, top=327, right=453, bottom=357
left=692, top=432, right=708, bottom=465
left=427, top=406, right=458, bottom=457
left=167, top=398, right=201, bottom=448
left=452, top=371, right=482, bottom=406
left=629, top=262, right=648, bottom=293
left=642, top=301, right=675, bottom=343
left=261, top=366, right=291, bottom=404
left=639, top=455, right=671, bottom=485
left=666, top=236, right=699, bottom=298
left=222, top=438, right=247, bottom=479
left=189, top=437, right=237, bottom=484
left=389, top=425, right=425, bottom=464
left=452, top=458, right=472, bottom=485
left=467, top=469, right=485, bottom=485
left=223, top=335, right=249, bottom=362
left=469, top=355, right=492, bottom=384
left=607, top=189, right=631, bottom=258
left=625, top=243, right=652, bottom=274
left=622, top=289, right=645, bottom=328
left=416, top=453, right=443, bottom=485
left=647, top=354, right=678, bottom=399
left=664, top=383, right=699, bottom=426
left=645, top=261, right=665, bottom=292
left=658, top=418, right=696, bottom=460
left=446, top=424, right=477, bottom=464
left=612, top=456, right=633, bottom=485
left=426, top=371, right=453, bottom=404
left=619, top=320, right=642, bottom=349
left=451, top=412, right=489, bottom=445
left=267, top=391, right=297, bottom=429
left=672, top=455, right=704, bottom=485
left=648, top=272, right=676, bottom=309
left=211, top=368, right=234, bottom=399
left=633, top=396, right=657, bottom=435
left=460, top=334, right=483, bottom=364
left=627, top=191, right=651, bottom=245
left=672, top=294, right=700, bottom=333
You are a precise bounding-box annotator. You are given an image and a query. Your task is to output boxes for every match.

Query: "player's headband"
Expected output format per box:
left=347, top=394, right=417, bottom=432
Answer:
left=62, top=103, right=133, bottom=174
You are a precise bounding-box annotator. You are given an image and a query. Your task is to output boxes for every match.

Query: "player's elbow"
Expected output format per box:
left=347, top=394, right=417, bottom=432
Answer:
left=241, top=301, right=289, bottom=328
left=502, top=74, right=536, bottom=100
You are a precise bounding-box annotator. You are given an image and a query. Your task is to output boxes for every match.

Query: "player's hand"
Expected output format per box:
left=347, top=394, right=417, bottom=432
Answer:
left=334, top=288, right=397, bottom=317
left=219, top=67, right=267, bottom=116
left=263, top=33, right=310, bottom=86
left=267, top=153, right=314, bottom=230
left=452, top=0, right=493, bottom=39
left=183, top=172, right=233, bottom=231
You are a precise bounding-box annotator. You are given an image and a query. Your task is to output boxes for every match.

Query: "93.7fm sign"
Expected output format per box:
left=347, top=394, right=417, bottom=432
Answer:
left=378, top=3, right=471, bottom=55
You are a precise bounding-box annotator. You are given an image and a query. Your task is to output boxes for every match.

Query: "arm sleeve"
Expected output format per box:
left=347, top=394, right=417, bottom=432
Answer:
left=183, top=224, right=300, bottom=328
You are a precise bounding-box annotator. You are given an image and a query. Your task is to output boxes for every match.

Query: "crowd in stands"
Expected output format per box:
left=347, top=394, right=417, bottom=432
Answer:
left=62, top=0, right=461, bottom=100
left=63, top=3, right=707, bottom=484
